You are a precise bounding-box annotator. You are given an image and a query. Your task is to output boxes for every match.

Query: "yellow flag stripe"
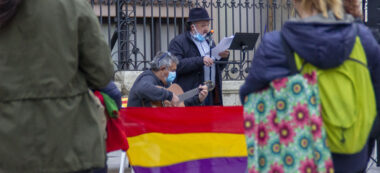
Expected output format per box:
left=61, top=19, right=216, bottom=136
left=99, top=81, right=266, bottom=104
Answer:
left=127, top=132, right=248, bottom=167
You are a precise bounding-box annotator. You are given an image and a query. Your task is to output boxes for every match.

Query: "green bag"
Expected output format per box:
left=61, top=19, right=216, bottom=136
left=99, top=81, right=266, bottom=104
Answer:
left=243, top=72, right=333, bottom=173
left=294, top=36, right=377, bottom=154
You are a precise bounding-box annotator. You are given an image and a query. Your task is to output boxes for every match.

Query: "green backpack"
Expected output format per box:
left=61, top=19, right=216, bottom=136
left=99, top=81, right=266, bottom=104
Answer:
left=293, top=36, right=377, bottom=154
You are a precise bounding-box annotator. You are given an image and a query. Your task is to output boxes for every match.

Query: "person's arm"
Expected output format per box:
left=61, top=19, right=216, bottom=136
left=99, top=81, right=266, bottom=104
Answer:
left=216, top=50, right=230, bottom=71
left=184, top=95, right=201, bottom=106
left=168, top=38, right=204, bottom=75
left=78, top=1, right=113, bottom=89
left=360, top=25, right=380, bottom=111
left=369, top=27, right=380, bottom=44
left=184, top=85, right=208, bottom=106
left=360, top=24, right=380, bottom=137
left=99, top=81, right=122, bottom=110
left=135, top=75, right=173, bottom=102
left=239, top=33, right=289, bottom=104
left=239, top=40, right=269, bottom=104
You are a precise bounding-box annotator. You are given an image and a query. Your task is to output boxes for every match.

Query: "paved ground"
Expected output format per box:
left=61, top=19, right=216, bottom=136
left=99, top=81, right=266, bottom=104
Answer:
left=108, top=147, right=380, bottom=173
left=366, top=145, right=380, bottom=173
left=367, top=161, right=380, bottom=173
left=107, top=151, right=131, bottom=173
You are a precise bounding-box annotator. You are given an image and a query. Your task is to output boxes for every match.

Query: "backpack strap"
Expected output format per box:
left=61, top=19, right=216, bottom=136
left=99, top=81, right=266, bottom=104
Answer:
left=280, top=32, right=299, bottom=75
left=347, top=23, right=368, bottom=68
left=347, top=57, right=367, bottom=67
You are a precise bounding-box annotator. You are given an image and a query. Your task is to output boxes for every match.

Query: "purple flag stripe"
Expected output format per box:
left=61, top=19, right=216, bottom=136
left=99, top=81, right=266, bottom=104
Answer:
left=132, top=157, right=247, bottom=173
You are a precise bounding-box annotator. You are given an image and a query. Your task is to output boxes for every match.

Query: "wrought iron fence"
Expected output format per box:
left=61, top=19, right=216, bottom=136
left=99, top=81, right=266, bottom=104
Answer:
left=90, top=0, right=293, bottom=80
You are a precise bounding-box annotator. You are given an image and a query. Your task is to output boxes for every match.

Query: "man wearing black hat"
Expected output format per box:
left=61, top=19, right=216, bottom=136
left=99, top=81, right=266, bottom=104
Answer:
left=168, top=7, right=229, bottom=106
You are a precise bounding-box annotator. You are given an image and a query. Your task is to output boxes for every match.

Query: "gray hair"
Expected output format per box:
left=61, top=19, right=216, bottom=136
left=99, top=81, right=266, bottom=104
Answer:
left=150, top=52, right=179, bottom=71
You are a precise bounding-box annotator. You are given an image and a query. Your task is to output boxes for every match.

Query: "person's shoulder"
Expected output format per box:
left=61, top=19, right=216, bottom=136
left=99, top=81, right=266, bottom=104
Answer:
left=53, top=0, right=88, bottom=8
left=262, top=31, right=282, bottom=47
left=259, top=31, right=285, bottom=56
left=172, top=32, right=190, bottom=42
left=71, top=0, right=91, bottom=6
left=61, top=0, right=94, bottom=15
left=132, top=71, right=157, bottom=90
left=356, top=23, right=376, bottom=40
left=139, top=70, right=158, bottom=81
left=356, top=23, right=380, bottom=48
left=169, top=32, right=191, bottom=50
left=356, top=22, right=369, bottom=33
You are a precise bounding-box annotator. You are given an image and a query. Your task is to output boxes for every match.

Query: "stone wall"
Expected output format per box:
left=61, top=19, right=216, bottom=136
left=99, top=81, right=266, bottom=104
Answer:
left=221, top=80, right=244, bottom=106
left=114, top=71, right=243, bottom=106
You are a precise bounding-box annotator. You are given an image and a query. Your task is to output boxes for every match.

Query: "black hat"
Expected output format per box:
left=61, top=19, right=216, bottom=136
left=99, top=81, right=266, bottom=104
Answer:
left=187, top=8, right=212, bottom=23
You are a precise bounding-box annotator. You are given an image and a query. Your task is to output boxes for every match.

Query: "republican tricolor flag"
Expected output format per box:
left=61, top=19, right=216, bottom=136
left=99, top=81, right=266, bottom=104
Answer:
left=120, top=106, right=248, bottom=173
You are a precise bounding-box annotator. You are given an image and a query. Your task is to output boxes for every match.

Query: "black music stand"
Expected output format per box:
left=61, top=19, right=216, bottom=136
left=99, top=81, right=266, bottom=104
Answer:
left=229, top=33, right=259, bottom=62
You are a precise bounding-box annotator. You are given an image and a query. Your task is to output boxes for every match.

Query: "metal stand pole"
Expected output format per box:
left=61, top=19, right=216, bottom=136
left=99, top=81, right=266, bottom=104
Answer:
left=119, top=151, right=127, bottom=173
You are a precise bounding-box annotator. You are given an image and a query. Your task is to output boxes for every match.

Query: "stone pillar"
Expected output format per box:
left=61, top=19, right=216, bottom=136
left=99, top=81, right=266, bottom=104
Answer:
left=222, top=80, right=244, bottom=106
left=114, top=71, right=143, bottom=96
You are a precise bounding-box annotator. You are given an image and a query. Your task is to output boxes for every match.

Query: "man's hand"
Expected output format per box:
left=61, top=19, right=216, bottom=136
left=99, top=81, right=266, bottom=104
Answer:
left=219, top=50, right=230, bottom=59
left=203, top=56, right=214, bottom=66
left=198, top=85, right=208, bottom=102
left=171, top=94, right=180, bottom=107
left=163, top=100, right=172, bottom=107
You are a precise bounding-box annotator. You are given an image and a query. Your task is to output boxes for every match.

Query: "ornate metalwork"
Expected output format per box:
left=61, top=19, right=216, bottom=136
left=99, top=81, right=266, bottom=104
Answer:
left=90, top=0, right=293, bottom=80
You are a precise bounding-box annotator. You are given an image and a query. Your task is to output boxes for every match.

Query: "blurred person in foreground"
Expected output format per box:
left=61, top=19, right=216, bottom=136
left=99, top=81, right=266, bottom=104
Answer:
left=240, top=0, right=380, bottom=172
left=0, top=0, right=113, bottom=172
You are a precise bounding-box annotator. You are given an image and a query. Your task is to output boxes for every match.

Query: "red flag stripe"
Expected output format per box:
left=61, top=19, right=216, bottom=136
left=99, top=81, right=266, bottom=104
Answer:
left=120, top=106, right=244, bottom=137
left=106, top=117, right=129, bottom=152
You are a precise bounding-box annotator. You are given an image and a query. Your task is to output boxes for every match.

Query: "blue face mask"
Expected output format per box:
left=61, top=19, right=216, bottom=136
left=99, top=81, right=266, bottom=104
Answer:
left=192, top=25, right=206, bottom=42
left=166, top=71, right=176, bottom=84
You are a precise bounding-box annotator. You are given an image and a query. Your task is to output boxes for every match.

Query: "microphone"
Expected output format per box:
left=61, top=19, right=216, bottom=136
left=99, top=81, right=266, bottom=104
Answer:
left=206, top=30, right=214, bottom=46
left=205, top=30, right=214, bottom=39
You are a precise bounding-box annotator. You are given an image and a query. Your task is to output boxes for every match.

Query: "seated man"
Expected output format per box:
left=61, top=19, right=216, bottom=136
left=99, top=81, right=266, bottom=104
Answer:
left=128, top=52, right=208, bottom=107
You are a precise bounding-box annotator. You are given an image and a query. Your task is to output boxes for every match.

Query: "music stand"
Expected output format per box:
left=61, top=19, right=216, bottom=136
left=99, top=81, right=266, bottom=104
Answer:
left=229, top=33, right=259, bottom=62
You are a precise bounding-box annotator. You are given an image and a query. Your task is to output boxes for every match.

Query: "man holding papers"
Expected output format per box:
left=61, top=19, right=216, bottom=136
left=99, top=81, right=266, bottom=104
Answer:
left=168, top=8, right=230, bottom=106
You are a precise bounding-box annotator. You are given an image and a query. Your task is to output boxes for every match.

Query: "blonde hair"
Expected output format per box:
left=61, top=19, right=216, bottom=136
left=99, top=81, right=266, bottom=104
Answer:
left=295, top=0, right=344, bottom=19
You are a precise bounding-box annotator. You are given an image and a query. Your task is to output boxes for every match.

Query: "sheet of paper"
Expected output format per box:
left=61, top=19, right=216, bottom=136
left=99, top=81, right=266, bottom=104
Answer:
left=209, top=35, right=234, bottom=60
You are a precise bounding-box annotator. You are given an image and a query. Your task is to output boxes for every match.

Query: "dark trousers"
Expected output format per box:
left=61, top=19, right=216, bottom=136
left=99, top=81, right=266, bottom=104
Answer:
left=332, top=144, right=368, bottom=173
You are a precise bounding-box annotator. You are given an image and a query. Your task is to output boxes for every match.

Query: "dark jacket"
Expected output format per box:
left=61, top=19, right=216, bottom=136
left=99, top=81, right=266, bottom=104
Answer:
left=240, top=13, right=380, bottom=172
left=168, top=31, right=228, bottom=105
left=99, top=81, right=122, bottom=109
left=128, top=70, right=201, bottom=107
left=0, top=0, right=113, bottom=172
left=369, top=27, right=380, bottom=44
